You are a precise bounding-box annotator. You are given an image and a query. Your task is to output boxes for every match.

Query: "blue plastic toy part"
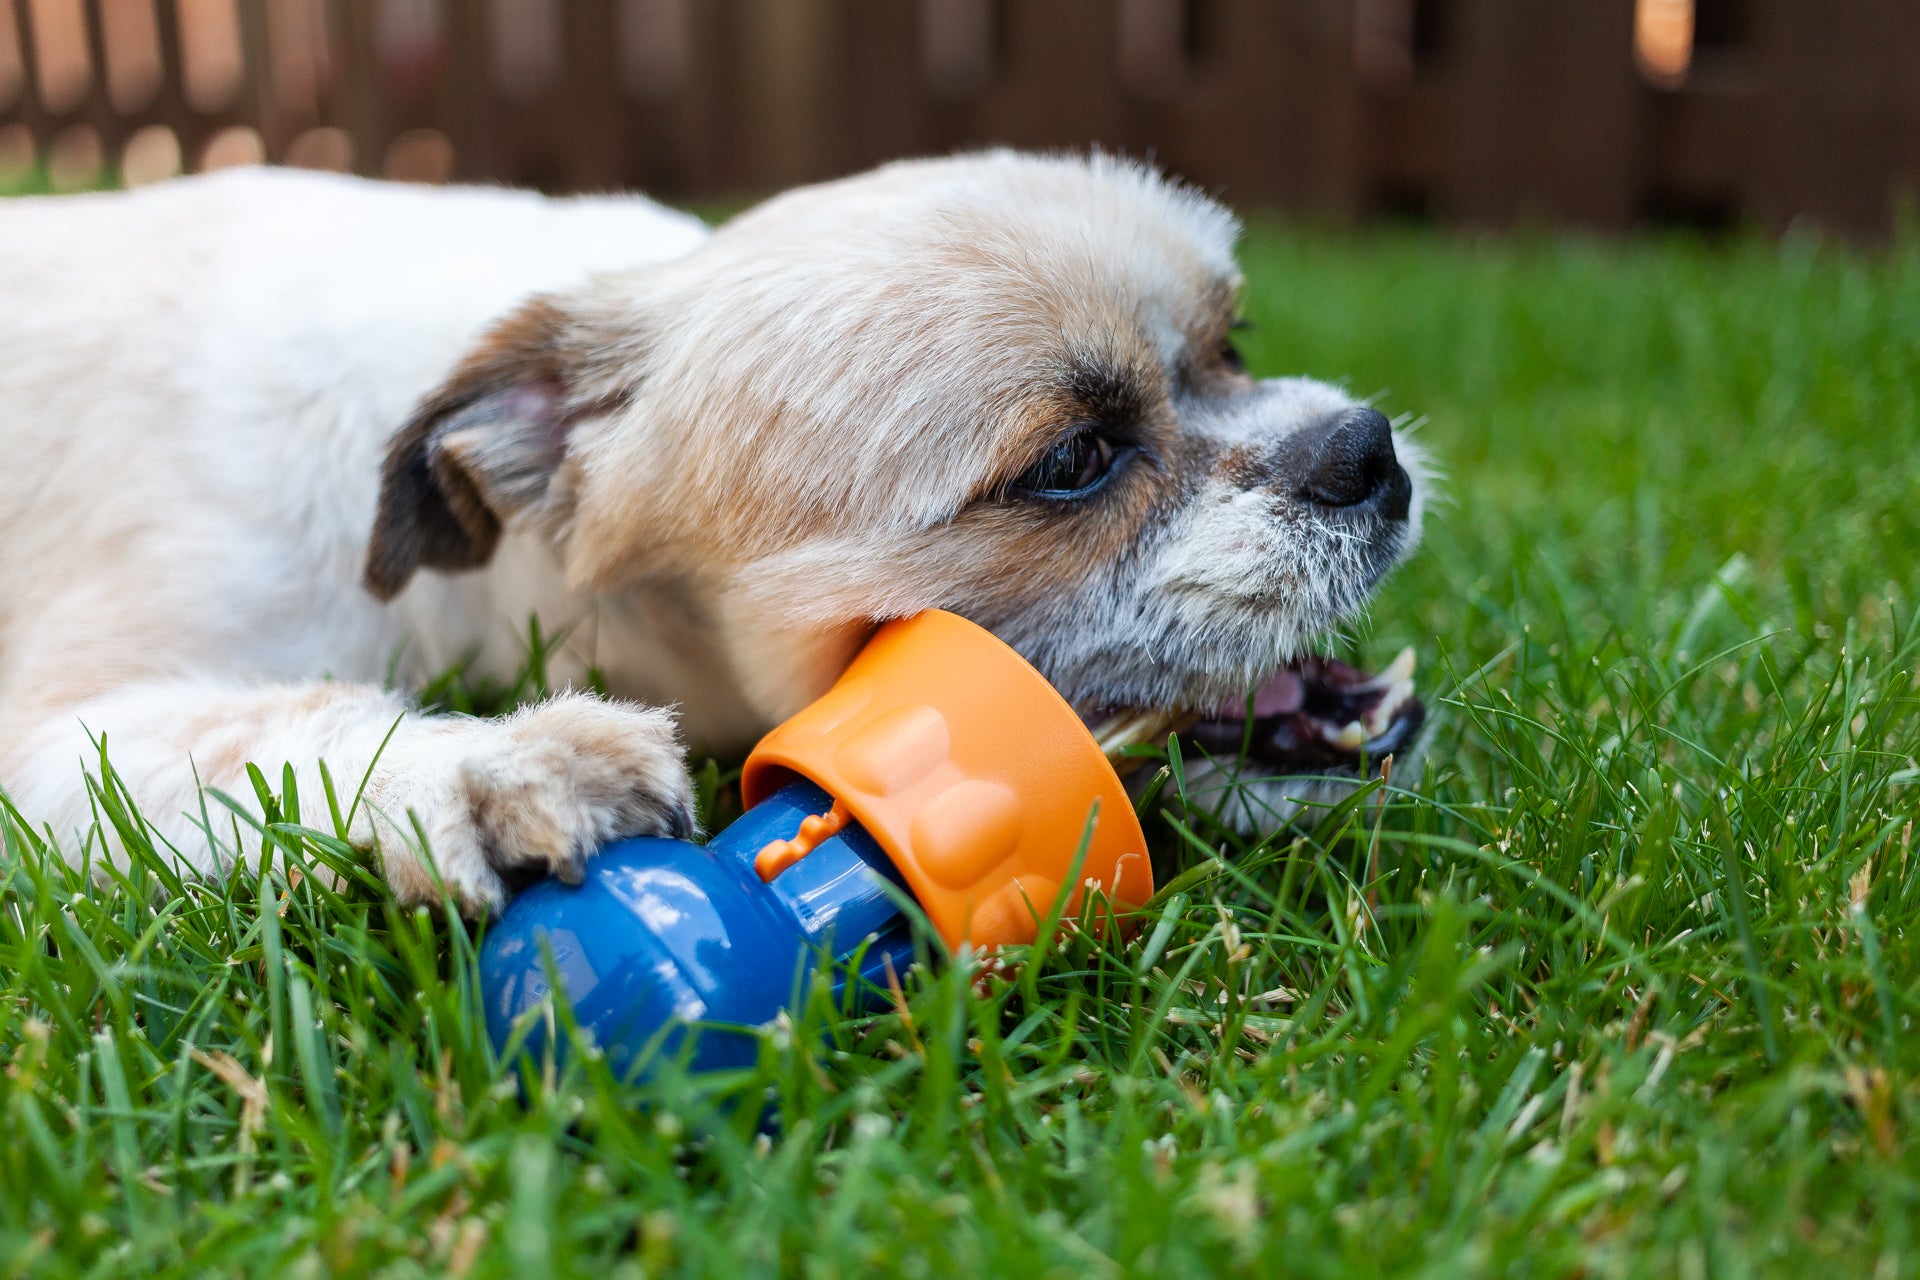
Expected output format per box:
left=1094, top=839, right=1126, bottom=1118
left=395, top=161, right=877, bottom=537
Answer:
left=479, top=778, right=919, bottom=1078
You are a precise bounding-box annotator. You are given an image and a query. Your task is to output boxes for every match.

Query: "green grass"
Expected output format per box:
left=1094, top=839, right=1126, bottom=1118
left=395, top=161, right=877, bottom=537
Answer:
left=0, top=165, right=65, bottom=197
left=3, top=219, right=1919, bottom=1278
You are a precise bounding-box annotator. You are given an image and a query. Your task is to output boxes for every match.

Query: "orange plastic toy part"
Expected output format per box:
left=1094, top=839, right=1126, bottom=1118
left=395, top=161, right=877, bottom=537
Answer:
left=753, top=799, right=849, bottom=882
left=742, top=610, right=1153, bottom=950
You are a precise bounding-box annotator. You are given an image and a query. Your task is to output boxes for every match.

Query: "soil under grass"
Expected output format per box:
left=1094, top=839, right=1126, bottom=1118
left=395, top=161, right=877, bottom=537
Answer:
left=1, top=201, right=1917, bottom=1278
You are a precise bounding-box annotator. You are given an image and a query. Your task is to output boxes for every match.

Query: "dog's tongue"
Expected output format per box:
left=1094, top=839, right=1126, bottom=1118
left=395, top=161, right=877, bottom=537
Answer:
left=1218, top=669, right=1305, bottom=720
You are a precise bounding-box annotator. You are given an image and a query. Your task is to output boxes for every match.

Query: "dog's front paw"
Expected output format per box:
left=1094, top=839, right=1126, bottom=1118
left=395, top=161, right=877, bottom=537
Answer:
left=374, top=693, right=696, bottom=914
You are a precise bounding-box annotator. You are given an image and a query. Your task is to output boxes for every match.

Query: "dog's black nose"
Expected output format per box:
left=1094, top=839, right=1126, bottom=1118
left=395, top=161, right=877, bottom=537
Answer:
left=1298, top=407, right=1411, bottom=520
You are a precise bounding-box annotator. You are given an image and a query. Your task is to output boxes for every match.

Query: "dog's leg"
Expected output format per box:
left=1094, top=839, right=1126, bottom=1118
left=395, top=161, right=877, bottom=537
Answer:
left=1, top=680, right=696, bottom=914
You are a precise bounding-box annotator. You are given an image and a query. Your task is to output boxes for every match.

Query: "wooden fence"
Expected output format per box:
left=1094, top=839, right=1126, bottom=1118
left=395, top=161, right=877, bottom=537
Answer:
left=3, top=0, right=1916, bottom=237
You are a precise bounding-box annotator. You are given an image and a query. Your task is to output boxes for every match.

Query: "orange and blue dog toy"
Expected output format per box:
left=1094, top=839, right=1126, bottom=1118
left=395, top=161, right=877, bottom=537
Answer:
left=480, top=609, right=1154, bottom=1076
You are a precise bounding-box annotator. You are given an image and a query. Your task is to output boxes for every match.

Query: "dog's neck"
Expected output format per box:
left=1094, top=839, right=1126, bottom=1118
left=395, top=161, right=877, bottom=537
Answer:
left=381, top=530, right=771, bottom=756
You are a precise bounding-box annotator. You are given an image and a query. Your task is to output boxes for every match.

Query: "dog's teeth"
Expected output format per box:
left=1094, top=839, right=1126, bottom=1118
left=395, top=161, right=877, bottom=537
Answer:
left=1356, top=646, right=1418, bottom=692
left=1329, top=720, right=1367, bottom=751
left=1364, top=678, right=1416, bottom=738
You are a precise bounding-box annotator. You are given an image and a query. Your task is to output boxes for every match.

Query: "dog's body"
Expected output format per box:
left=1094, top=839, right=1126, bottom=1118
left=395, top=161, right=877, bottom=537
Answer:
left=0, top=153, right=1425, bottom=910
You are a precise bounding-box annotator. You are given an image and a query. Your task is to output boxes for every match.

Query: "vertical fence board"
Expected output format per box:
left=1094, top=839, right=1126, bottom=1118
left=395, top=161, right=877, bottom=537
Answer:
left=670, top=0, right=738, bottom=195
left=559, top=0, right=625, bottom=190
left=1644, top=53, right=1758, bottom=229
left=146, top=0, right=196, bottom=158
left=435, top=0, right=493, bottom=182
left=234, top=0, right=283, bottom=160
left=837, top=0, right=928, bottom=175
left=320, top=0, right=384, bottom=176
left=0, top=0, right=22, bottom=121
left=616, top=0, right=696, bottom=195
left=726, top=0, right=838, bottom=189
left=967, top=0, right=1133, bottom=153
left=1448, top=0, right=1642, bottom=228
left=10, top=0, right=51, bottom=156
left=1150, top=0, right=1363, bottom=215
left=486, top=1, right=571, bottom=190
left=1752, top=0, right=1919, bottom=237
left=78, top=0, right=126, bottom=160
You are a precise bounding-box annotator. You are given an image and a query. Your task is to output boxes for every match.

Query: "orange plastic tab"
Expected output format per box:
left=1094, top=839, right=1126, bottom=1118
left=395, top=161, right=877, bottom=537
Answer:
left=742, top=610, right=1153, bottom=949
left=753, top=799, right=849, bottom=882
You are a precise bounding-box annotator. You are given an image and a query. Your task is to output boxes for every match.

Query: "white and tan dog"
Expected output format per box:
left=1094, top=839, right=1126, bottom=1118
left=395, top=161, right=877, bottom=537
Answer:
left=0, top=150, right=1426, bottom=913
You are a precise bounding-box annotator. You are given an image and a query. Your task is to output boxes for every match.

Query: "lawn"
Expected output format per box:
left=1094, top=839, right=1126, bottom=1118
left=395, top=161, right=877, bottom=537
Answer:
left=2, top=199, right=1917, bottom=1278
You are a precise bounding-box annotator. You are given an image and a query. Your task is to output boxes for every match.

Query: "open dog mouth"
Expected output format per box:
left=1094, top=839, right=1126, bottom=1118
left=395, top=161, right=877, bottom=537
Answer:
left=1087, top=648, right=1425, bottom=777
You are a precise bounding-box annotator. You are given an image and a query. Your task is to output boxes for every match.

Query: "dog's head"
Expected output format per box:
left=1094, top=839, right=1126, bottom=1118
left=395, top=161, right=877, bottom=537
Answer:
left=367, top=151, right=1428, bottom=790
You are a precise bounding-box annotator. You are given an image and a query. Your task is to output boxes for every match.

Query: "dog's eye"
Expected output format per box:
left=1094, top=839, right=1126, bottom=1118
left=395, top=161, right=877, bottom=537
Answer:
left=1222, top=316, right=1254, bottom=374
left=1012, top=430, right=1118, bottom=498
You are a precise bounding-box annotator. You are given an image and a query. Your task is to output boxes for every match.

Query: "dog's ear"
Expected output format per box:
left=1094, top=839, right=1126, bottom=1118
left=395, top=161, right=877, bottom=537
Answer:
left=364, top=298, right=587, bottom=601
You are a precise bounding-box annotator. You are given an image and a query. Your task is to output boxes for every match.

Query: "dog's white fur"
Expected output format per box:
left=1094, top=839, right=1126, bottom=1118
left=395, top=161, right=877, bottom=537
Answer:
left=0, top=151, right=1422, bottom=911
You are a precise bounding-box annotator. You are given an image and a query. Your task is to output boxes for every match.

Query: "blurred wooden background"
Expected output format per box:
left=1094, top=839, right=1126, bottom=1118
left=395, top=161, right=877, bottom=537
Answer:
left=2, top=0, right=1916, bottom=237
